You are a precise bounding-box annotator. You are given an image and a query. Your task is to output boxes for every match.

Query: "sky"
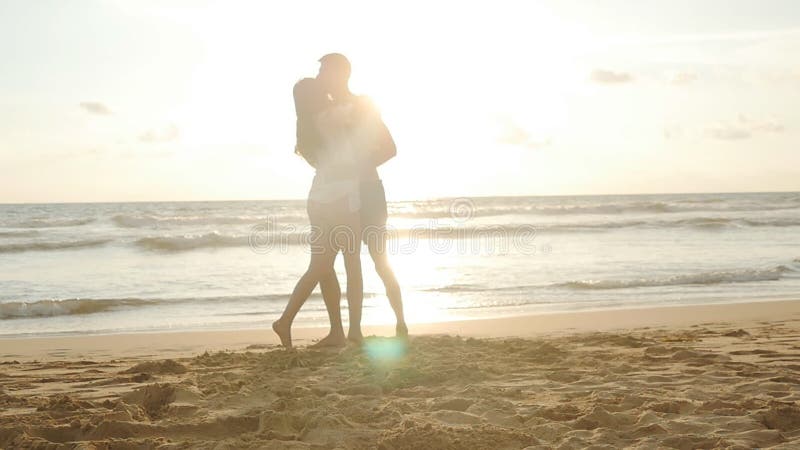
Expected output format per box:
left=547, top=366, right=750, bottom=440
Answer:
left=1, top=0, right=799, bottom=203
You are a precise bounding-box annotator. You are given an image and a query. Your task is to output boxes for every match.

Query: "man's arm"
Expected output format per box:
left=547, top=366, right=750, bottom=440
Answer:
left=372, top=118, right=396, bottom=167
left=359, top=95, right=396, bottom=167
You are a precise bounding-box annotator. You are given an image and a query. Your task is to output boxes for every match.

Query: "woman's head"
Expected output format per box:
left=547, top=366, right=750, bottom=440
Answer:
left=293, top=77, right=328, bottom=117
left=293, top=78, right=329, bottom=164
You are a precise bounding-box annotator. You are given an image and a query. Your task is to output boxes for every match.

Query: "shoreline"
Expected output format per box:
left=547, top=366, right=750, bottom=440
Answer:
left=3, top=298, right=799, bottom=361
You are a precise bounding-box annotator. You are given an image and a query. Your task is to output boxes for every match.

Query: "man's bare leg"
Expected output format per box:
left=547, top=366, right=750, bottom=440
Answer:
left=368, top=237, right=407, bottom=337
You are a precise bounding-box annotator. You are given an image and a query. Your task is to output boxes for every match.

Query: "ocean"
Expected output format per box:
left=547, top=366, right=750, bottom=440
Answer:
left=2, top=192, right=799, bottom=338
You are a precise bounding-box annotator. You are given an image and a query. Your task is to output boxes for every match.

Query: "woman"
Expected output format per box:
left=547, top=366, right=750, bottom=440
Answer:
left=272, top=77, right=365, bottom=348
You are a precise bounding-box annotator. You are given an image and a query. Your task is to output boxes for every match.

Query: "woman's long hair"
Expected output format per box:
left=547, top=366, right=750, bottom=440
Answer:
left=293, top=78, right=329, bottom=166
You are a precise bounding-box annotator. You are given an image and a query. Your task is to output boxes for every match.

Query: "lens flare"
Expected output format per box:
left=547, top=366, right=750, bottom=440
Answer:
left=363, top=338, right=408, bottom=362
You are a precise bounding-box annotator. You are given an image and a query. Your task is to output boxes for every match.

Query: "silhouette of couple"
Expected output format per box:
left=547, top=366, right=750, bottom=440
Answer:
left=272, top=53, right=407, bottom=348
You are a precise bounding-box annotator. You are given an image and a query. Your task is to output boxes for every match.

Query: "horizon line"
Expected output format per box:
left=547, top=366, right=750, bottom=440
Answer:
left=1, top=188, right=798, bottom=206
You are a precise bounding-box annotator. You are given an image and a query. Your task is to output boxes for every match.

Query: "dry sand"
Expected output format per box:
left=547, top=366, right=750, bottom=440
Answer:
left=2, top=300, right=800, bottom=449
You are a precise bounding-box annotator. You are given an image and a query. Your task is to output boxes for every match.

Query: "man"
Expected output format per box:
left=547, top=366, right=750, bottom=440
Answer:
left=315, top=53, right=408, bottom=344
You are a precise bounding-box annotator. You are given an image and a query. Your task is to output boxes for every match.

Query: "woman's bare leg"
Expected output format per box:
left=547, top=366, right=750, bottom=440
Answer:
left=332, top=213, right=365, bottom=344
left=343, top=246, right=364, bottom=343
left=273, top=245, right=336, bottom=348
left=312, top=270, right=346, bottom=347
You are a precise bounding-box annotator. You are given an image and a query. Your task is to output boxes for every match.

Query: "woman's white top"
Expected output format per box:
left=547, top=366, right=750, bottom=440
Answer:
left=308, top=101, right=364, bottom=212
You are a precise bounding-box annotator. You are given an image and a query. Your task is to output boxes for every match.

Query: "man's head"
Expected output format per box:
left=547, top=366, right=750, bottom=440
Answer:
left=316, top=53, right=351, bottom=97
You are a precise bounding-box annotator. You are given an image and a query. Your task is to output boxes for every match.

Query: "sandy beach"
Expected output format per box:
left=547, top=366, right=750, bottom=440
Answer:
left=2, top=299, right=800, bottom=448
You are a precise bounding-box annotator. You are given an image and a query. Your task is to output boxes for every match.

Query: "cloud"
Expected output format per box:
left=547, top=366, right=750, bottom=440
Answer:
left=759, top=67, right=800, bottom=85
left=668, top=71, right=698, bottom=85
left=663, top=124, right=684, bottom=140
left=590, top=69, right=633, bottom=84
left=620, top=28, right=800, bottom=46
left=748, top=118, right=785, bottom=133
left=706, top=125, right=752, bottom=140
left=44, top=148, right=106, bottom=160
left=496, top=118, right=551, bottom=149
left=666, top=115, right=785, bottom=141
left=119, top=149, right=173, bottom=159
left=139, top=124, right=180, bottom=143
left=705, top=115, right=784, bottom=141
left=79, top=102, right=113, bottom=115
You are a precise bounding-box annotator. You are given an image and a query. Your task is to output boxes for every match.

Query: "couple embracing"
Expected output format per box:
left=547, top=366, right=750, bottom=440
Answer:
left=272, top=53, right=407, bottom=348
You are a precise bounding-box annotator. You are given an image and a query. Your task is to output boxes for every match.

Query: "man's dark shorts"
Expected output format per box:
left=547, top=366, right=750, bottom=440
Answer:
left=360, top=180, right=388, bottom=244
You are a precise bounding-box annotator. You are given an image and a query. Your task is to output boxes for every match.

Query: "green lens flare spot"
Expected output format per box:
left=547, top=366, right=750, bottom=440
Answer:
left=363, top=338, right=408, bottom=362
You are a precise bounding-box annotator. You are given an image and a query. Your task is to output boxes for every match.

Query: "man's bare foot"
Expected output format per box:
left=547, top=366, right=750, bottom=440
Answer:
left=396, top=322, right=409, bottom=338
left=272, top=319, right=292, bottom=348
left=310, top=331, right=347, bottom=348
left=347, top=329, right=364, bottom=345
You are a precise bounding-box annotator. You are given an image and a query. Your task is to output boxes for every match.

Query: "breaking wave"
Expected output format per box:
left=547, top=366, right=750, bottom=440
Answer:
left=131, top=215, right=800, bottom=253
left=391, top=198, right=800, bottom=219
left=428, top=264, right=797, bottom=294
left=555, top=265, right=794, bottom=290
left=0, top=298, right=159, bottom=319
left=0, top=293, right=301, bottom=320
left=135, top=232, right=251, bottom=251
left=3, top=218, right=95, bottom=228
left=0, top=230, right=40, bottom=238
left=112, top=214, right=307, bottom=228
left=0, top=239, right=111, bottom=254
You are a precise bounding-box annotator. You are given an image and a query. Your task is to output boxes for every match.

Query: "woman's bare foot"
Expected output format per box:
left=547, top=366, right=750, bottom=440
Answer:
left=272, top=319, right=292, bottom=348
left=310, top=330, right=347, bottom=348
left=347, top=329, right=364, bottom=345
left=396, top=322, right=408, bottom=338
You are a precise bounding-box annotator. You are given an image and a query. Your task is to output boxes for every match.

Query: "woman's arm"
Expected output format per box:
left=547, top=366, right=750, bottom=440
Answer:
left=295, top=117, right=318, bottom=168
left=293, top=78, right=324, bottom=168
